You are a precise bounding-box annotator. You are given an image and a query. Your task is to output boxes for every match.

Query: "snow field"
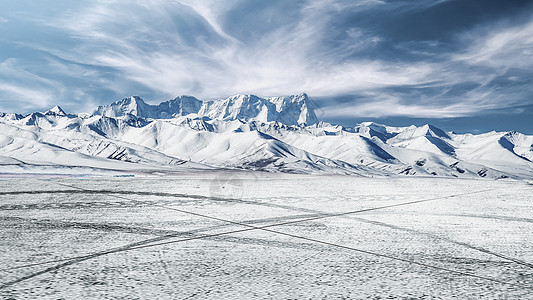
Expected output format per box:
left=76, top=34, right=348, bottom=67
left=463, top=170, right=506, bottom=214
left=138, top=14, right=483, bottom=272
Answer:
left=0, top=175, right=532, bottom=298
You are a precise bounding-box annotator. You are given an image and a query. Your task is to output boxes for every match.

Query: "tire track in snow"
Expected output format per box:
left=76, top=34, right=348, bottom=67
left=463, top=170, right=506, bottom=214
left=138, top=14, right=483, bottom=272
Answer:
left=2, top=183, right=530, bottom=290
left=347, top=217, right=533, bottom=269
left=0, top=189, right=326, bottom=212
left=0, top=214, right=326, bottom=290
left=0, top=213, right=325, bottom=271
left=424, top=212, right=533, bottom=224
left=3, top=187, right=531, bottom=273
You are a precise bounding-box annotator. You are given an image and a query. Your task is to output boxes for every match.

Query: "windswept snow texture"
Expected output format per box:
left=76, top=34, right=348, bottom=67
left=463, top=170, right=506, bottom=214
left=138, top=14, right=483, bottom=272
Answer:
left=0, top=176, right=532, bottom=298
left=1, top=93, right=533, bottom=178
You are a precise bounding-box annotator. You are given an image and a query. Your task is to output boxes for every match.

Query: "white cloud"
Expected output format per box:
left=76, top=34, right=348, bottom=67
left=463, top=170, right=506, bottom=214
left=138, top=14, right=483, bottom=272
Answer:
left=38, top=0, right=435, bottom=102
left=0, top=83, right=56, bottom=111
left=4, top=0, right=532, bottom=119
left=454, top=18, right=533, bottom=69
left=0, top=59, right=58, bottom=111
left=177, top=0, right=241, bottom=42
left=324, top=95, right=504, bottom=119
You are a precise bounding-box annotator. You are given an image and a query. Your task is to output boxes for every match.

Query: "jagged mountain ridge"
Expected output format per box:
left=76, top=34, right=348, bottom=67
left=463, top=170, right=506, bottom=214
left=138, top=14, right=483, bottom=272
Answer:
left=93, top=93, right=318, bottom=126
left=1, top=93, right=532, bottom=178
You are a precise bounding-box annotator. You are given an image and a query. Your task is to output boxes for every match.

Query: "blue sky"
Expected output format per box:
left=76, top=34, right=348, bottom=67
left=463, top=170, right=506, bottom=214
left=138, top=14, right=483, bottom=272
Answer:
left=0, top=0, right=532, bottom=133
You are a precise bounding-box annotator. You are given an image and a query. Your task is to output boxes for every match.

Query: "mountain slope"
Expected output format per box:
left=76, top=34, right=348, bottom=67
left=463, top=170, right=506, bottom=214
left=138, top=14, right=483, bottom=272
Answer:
left=1, top=93, right=532, bottom=178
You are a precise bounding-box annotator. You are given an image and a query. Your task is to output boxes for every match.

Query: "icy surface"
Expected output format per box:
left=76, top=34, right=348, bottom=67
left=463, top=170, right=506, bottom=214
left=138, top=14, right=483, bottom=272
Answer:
left=0, top=175, right=532, bottom=298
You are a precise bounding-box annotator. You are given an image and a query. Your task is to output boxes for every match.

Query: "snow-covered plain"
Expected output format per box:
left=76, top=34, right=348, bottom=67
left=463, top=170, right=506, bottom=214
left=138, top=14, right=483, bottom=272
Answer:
left=0, top=173, right=532, bottom=299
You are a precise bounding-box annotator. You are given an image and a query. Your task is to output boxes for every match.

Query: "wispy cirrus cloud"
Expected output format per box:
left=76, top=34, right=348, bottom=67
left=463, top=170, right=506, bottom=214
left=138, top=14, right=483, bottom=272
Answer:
left=40, top=0, right=416, bottom=100
left=0, top=59, right=58, bottom=111
left=0, top=0, right=532, bottom=128
left=454, top=18, right=533, bottom=69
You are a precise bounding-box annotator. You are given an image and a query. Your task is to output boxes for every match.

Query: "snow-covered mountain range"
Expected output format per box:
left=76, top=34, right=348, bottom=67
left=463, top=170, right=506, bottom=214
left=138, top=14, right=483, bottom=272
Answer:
left=1, top=93, right=532, bottom=179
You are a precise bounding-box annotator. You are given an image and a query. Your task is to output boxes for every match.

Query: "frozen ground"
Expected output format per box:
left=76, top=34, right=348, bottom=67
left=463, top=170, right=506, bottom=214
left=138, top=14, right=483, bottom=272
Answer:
left=0, top=173, right=532, bottom=299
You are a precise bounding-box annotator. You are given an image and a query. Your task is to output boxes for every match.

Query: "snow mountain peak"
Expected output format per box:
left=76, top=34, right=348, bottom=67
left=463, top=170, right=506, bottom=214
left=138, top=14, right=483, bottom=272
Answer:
left=45, top=105, right=67, bottom=116
left=92, top=93, right=318, bottom=126
left=1, top=93, right=532, bottom=179
left=93, top=96, right=151, bottom=118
